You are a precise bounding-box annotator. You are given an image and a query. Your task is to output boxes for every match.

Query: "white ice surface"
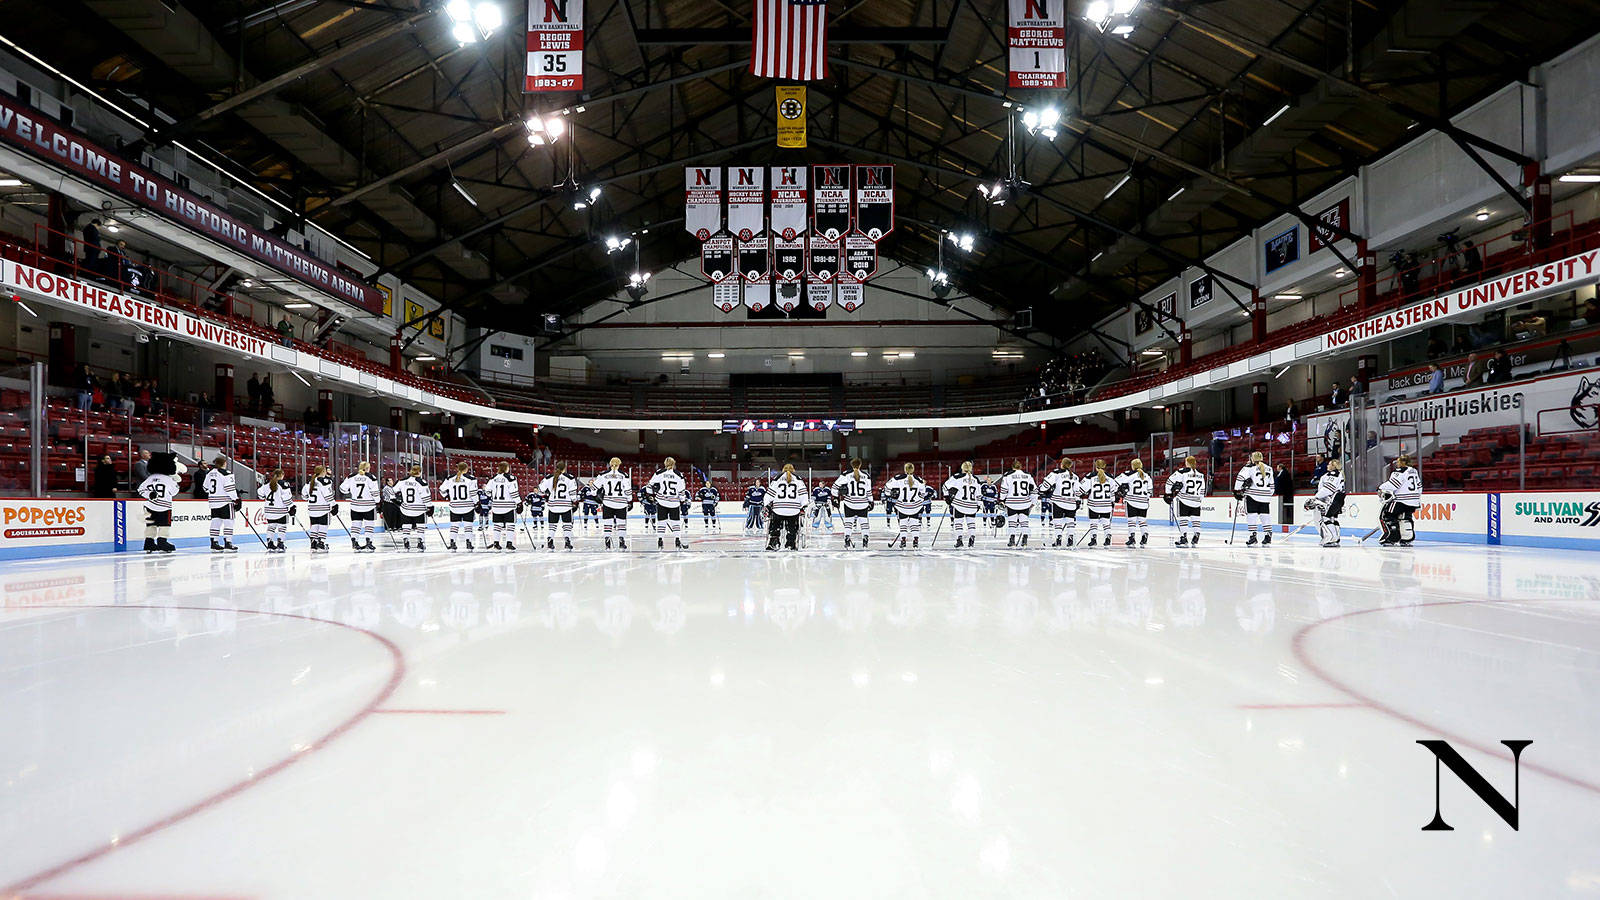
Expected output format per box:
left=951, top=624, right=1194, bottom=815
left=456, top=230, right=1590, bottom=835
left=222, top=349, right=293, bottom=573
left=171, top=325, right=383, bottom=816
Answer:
left=2, top=523, right=1598, bottom=898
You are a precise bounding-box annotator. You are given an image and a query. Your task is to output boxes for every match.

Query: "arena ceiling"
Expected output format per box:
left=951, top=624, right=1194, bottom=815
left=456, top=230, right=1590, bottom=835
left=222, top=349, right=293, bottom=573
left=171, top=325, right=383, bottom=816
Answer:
left=11, top=0, right=1600, bottom=343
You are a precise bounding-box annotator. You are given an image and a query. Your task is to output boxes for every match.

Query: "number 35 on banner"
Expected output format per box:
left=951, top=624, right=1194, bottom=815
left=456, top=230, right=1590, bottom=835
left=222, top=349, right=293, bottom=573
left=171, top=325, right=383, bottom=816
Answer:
left=525, top=0, right=584, bottom=93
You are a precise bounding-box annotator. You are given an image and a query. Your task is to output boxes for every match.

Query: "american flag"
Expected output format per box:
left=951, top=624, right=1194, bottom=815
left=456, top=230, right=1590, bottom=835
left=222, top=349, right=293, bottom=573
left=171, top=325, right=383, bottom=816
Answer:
left=750, top=0, right=830, bottom=81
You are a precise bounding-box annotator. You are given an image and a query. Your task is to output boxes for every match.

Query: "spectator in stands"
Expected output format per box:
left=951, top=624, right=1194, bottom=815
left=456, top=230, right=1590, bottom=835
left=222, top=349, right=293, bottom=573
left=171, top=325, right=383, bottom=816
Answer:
left=1426, top=337, right=1446, bottom=359
left=1328, top=382, right=1342, bottom=408
left=1366, top=430, right=1379, bottom=450
left=1580, top=298, right=1599, bottom=325
left=1462, top=239, right=1482, bottom=278
left=246, top=373, right=262, bottom=414
left=1311, top=454, right=1330, bottom=485
left=1462, top=352, right=1481, bottom=386
left=81, top=218, right=103, bottom=271
left=1274, top=462, right=1294, bottom=525
left=1489, top=349, right=1513, bottom=384
left=134, top=380, right=153, bottom=417
left=131, top=449, right=151, bottom=485
left=197, top=392, right=214, bottom=428
left=260, top=374, right=275, bottom=415
left=75, top=364, right=95, bottom=412
left=276, top=318, right=294, bottom=347
left=1349, top=375, right=1364, bottom=398
left=1426, top=364, right=1445, bottom=395
left=92, top=455, right=119, bottom=498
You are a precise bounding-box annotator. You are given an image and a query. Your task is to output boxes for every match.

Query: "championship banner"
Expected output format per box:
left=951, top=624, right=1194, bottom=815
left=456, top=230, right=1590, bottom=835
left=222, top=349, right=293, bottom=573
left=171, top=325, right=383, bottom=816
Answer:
left=844, top=233, right=878, bottom=281
left=837, top=278, right=864, bottom=313
left=525, top=0, right=584, bottom=92
left=713, top=280, right=741, bottom=314
left=776, top=86, right=807, bottom=148
left=1008, top=0, right=1066, bottom=89
left=775, top=281, right=803, bottom=313
left=812, top=164, right=852, bottom=242
left=727, top=166, right=766, bottom=241
left=769, top=165, right=808, bottom=240
left=685, top=167, right=722, bottom=240
left=853, top=165, right=894, bottom=241
left=738, top=236, right=770, bottom=282
left=773, top=237, right=804, bottom=282
left=807, top=237, right=839, bottom=282
left=701, top=233, right=734, bottom=282
left=807, top=281, right=834, bottom=312
left=743, top=276, right=771, bottom=313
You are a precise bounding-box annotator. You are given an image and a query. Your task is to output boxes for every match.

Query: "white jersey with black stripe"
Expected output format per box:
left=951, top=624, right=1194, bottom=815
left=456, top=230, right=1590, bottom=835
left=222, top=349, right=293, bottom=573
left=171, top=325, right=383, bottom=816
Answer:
left=942, top=473, right=984, bottom=514
left=340, top=473, right=380, bottom=512
left=591, top=470, right=634, bottom=509
left=439, top=474, right=480, bottom=514
left=764, top=475, right=809, bottom=515
left=832, top=472, right=874, bottom=511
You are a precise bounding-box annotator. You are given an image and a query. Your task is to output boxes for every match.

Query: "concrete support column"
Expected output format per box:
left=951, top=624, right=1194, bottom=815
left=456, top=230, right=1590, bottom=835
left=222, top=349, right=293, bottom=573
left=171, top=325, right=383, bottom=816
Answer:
left=1357, top=239, right=1377, bottom=310
left=318, top=389, right=334, bottom=425
left=214, top=363, right=235, bottom=413
left=1251, top=382, right=1268, bottom=426
left=1251, top=291, right=1267, bottom=344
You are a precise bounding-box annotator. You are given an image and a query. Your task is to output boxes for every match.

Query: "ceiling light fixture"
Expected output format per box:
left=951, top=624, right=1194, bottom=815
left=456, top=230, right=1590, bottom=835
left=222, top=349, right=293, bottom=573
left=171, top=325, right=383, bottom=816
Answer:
left=1104, top=173, right=1131, bottom=200
left=445, top=0, right=503, bottom=45
left=707, top=351, right=725, bottom=359
left=1474, top=210, right=1491, bottom=221
left=1558, top=173, right=1600, bottom=183
left=284, top=302, right=313, bottom=309
left=1167, top=187, right=1185, bottom=202
left=851, top=350, right=869, bottom=357
left=1262, top=104, right=1291, bottom=126
left=1273, top=293, right=1301, bottom=301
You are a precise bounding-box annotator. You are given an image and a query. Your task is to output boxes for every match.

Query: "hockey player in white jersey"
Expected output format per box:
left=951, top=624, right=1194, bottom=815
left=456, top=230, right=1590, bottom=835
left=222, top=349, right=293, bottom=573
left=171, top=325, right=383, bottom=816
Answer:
left=1305, top=458, right=1347, bottom=547
left=485, top=461, right=522, bottom=550
left=646, top=457, right=690, bottom=550
left=301, top=465, right=337, bottom=553
left=764, top=463, right=809, bottom=551
left=998, top=459, right=1037, bottom=547
left=1163, top=456, right=1208, bottom=547
left=339, top=461, right=381, bottom=552
left=256, top=468, right=295, bottom=553
left=591, top=458, right=635, bottom=550
left=393, top=464, right=432, bottom=552
left=942, top=460, right=984, bottom=548
left=203, top=454, right=240, bottom=552
left=137, top=452, right=181, bottom=553
left=883, top=462, right=929, bottom=549
left=1039, top=456, right=1081, bottom=548
left=1233, top=451, right=1277, bottom=546
left=1079, top=459, right=1119, bottom=548
left=1116, top=458, right=1155, bottom=547
left=832, top=458, right=875, bottom=548
left=539, top=462, right=583, bottom=550
left=1378, top=454, right=1422, bottom=546
left=439, top=461, right=480, bottom=551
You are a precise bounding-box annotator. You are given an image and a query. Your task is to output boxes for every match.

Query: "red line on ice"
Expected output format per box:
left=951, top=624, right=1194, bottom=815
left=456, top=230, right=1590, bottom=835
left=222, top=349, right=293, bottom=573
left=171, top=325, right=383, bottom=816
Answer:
left=374, top=708, right=506, bottom=715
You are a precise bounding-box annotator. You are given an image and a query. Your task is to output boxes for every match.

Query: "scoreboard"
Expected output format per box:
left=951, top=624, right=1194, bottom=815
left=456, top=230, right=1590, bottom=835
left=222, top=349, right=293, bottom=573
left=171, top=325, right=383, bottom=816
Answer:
left=722, top=418, right=856, bottom=433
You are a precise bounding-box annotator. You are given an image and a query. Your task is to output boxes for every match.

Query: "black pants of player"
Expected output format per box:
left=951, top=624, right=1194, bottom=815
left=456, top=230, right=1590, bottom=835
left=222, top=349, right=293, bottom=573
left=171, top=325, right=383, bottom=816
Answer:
left=1381, top=502, right=1417, bottom=544
left=767, top=512, right=800, bottom=549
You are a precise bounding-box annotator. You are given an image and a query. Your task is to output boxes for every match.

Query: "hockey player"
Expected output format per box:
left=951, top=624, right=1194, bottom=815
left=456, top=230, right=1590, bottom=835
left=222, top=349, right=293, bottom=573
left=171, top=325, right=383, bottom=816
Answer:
left=438, top=461, right=479, bottom=551
left=981, top=478, right=1001, bottom=534
left=256, top=468, right=295, bottom=553
left=641, top=484, right=659, bottom=535
left=1079, top=459, right=1118, bottom=548
left=833, top=458, right=875, bottom=548
left=1117, top=458, right=1155, bottom=547
left=646, top=458, right=690, bottom=549
left=393, top=464, right=432, bottom=552
left=883, top=462, right=929, bottom=548
left=1233, top=451, right=1277, bottom=546
left=203, top=454, right=240, bottom=552
left=522, top=485, right=544, bottom=544
left=697, top=481, right=721, bottom=532
left=1378, top=454, right=1423, bottom=547
left=137, top=452, right=181, bottom=553
left=1040, top=456, right=1082, bottom=548
left=485, top=461, right=523, bottom=550
left=942, top=460, right=985, bottom=548
left=592, top=458, right=635, bottom=550
left=743, top=482, right=766, bottom=533
left=580, top=483, right=601, bottom=535
left=763, top=463, right=809, bottom=551
left=998, top=459, right=1037, bottom=547
left=475, top=486, right=493, bottom=546
left=339, top=461, right=381, bottom=552
left=811, top=481, right=836, bottom=533
left=539, top=462, right=582, bottom=550
left=301, top=465, right=337, bottom=553
left=1305, top=458, right=1347, bottom=547
left=1163, top=456, right=1208, bottom=547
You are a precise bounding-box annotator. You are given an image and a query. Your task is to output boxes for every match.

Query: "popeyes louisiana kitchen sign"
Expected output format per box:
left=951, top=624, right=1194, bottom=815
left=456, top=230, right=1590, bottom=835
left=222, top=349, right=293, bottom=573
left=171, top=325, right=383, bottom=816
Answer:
left=0, top=500, right=119, bottom=557
left=0, top=92, right=382, bottom=314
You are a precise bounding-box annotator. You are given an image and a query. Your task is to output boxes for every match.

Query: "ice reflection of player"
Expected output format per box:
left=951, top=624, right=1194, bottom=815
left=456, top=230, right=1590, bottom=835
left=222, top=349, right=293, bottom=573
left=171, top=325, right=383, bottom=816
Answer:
left=443, top=567, right=480, bottom=633
left=1047, top=560, right=1083, bottom=632
left=887, top=559, right=925, bottom=629
left=1169, top=559, right=1207, bottom=627
left=1379, top=557, right=1423, bottom=627
left=486, top=563, right=522, bottom=628
left=836, top=559, right=874, bottom=632
left=1001, top=560, right=1038, bottom=635
left=1236, top=562, right=1276, bottom=633
left=1120, top=560, right=1152, bottom=626
left=946, top=561, right=983, bottom=631
left=342, top=560, right=381, bottom=631
left=390, top=588, right=432, bottom=632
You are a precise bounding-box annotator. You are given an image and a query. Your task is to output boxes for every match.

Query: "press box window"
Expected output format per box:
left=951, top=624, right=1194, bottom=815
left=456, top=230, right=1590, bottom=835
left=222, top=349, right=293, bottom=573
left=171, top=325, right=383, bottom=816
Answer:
left=489, top=344, right=524, bottom=361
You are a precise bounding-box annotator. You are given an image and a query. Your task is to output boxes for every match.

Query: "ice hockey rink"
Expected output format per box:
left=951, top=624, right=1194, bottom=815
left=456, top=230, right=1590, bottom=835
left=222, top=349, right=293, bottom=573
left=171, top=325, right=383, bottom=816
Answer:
left=3, top=528, right=1598, bottom=899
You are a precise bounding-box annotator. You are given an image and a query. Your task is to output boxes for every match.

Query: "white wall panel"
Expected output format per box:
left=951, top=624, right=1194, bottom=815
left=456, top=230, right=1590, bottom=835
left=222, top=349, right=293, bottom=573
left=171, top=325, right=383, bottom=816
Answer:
left=1542, top=33, right=1600, bottom=172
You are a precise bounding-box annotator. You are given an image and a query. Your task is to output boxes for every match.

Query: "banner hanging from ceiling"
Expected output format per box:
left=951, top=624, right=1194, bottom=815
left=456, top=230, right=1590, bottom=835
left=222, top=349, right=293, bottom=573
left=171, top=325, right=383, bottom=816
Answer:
left=738, top=236, right=770, bottom=283
left=1007, top=0, right=1066, bottom=89
left=807, top=281, right=834, bottom=312
left=700, top=233, right=734, bottom=282
left=812, top=164, right=852, bottom=242
left=685, top=167, right=722, bottom=240
left=837, top=277, right=864, bottom=313
left=775, top=86, right=807, bottom=148
left=772, top=237, right=804, bottom=282
left=525, top=0, right=584, bottom=92
left=807, top=237, right=839, bottom=282
left=853, top=165, right=894, bottom=241
left=743, top=276, right=771, bottom=312
left=769, top=165, right=808, bottom=239
left=713, top=280, right=741, bottom=314
left=727, top=166, right=766, bottom=241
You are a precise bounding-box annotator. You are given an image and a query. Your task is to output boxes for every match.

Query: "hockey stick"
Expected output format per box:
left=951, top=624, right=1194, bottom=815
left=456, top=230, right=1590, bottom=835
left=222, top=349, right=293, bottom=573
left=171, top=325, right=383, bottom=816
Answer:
left=1358, top=524, right=1383, bottom=544
left=425, top=505, right=451, bottom=549
left=239, top=510, right=270, bottom=549
left=1225, top=498, right=1242, bottom=544
left=333, top=510, right=365, bottom=551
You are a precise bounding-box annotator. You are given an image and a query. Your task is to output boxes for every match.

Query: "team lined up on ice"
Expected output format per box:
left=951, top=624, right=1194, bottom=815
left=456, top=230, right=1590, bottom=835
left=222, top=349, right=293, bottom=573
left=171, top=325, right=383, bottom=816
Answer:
left=132, top=450, right=1426, bottom=553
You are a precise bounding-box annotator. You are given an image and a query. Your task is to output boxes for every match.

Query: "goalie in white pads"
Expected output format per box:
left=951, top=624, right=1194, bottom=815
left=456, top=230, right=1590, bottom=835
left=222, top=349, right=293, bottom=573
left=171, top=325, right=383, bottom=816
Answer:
left=1305, top=458, right=1347, bottom=547
left=439, top=461, right=479, bottom=551
left=1233, top=451, right=1276, bottom=546
left=485, top=461, right=522, bottom=550
left=592, top=458, right=635, bottom=550
left=998, top=459, right=1037, bottom=547
left=1079, top=459, right=1118, bottom=547
left=1378, top=454, right=1422, bottom=546
left=833, top=458, right=875, bottom=548
left=646, top=458, right=689, bottom=550
left=1039, top=456, right=1081, bottom=548
left=339, top=461, right=380, bottom=552
left=883, top=462, right=929, bottom=548
left=942, top=460, right=985, bottom=548
left=1163, top=456, right=1207, bottom=547
left=764, top=463, right=808, bottom=551
left=1116, top=458, right=1155, bottom=547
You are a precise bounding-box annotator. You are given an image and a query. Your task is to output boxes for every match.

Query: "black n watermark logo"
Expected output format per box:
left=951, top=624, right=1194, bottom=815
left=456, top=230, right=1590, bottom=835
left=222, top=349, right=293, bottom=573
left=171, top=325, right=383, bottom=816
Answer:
left=1418, top=740, right=1531, bottom=831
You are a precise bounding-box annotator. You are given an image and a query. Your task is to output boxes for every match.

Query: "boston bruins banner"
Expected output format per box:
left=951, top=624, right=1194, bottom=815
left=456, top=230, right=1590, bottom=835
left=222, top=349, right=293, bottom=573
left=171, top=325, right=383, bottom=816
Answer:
left=807, top=281, right=833, bottom=312
left=853, top=165, right=894, bottom=241
left=685, top=167, right=722, bottom=240
left=769, top=165, right=808, bottom=240
left=1008, top=0, right=1066, bottom=89
left=775, top=86, right=807, bottom=148
left=700, top=233, right=734, bottom=282
left=812, top=164, right=851, bottom=242
left=727, top=166, right=766, bottom=241
left=713, top=280, right=740, bottom=314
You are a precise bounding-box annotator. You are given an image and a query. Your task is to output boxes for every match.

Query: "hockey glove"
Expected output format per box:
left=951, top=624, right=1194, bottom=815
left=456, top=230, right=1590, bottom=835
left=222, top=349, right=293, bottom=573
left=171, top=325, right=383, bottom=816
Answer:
left=233, top=499, right=243, bottom=512
left=1233, top=490, right=1245, bottom=501
left=289, top=504, right=298, bottom=517
left=331, top=504, right=340, bottom=517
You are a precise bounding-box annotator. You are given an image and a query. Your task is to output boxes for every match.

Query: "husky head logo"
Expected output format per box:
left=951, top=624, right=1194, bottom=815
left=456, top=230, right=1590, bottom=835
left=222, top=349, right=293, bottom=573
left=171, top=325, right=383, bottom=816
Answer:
left=1571, top=376, right=1600, bottom=430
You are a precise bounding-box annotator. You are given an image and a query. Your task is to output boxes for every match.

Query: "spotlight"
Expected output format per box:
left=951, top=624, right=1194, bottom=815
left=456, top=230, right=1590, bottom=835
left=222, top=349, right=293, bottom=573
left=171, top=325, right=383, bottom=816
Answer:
left=525, top=114, right=566, bottom=146
left=927, top=268, right=953, bottom=300
left=1021, top=106, right=1061, bottom=140
left=445, top=0, right=503, bottom=44
left=947, top=231, right=975, bottom=252
left=626, top=271, right=651, bottom=301
left=604, top=235, right=632, bottom=254
left=976, top=180, right=1011, bottom=206
left=1085, top=0, right=1139, bottom=36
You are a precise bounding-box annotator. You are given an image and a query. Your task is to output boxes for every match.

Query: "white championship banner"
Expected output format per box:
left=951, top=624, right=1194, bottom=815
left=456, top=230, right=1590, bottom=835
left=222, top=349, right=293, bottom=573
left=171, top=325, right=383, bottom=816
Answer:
left=727, top=166, right=766, bottom=241
left=811, top=164, right=851, bottom=242
left=685, top=166, right=722, bottom=240
left=1008, top=0, right=1066, bottom=89
left=770, top=165, right=809, bottom=240
left=525, top=0, right=583, bottom=92
left=807, top=281, right=833, bottom=312
left=743, top=276, right=771, bottom=312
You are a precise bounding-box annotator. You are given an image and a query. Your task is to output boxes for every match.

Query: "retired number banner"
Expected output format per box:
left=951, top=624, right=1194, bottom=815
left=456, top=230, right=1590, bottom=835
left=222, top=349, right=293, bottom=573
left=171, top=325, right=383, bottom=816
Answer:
left=727, top=166, right=766, bottom=241
left=807, top=281, right=834, bottom=312
left=526, top=0, right=584, bottom=92
left=769, top=165, right=808, bottom=240
left=685, top=167, right=722, bottom=240
left=1008, top=0, right=1066, bottom=89
left=812, top=164, right=851, bottom=242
